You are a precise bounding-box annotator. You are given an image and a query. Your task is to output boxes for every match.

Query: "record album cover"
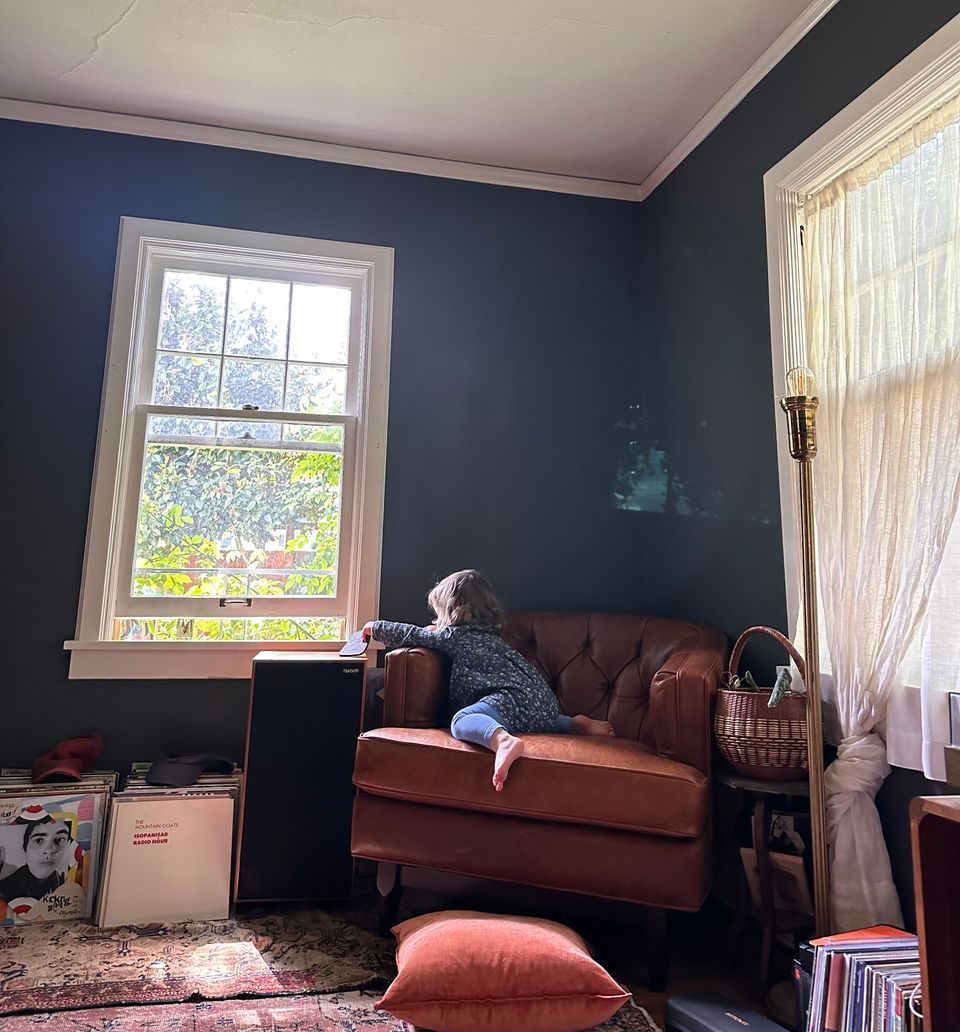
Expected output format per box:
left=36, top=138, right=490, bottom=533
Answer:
left=98, top=794, right=233, bottom=927
left=0, top=791, right=107, bottom=924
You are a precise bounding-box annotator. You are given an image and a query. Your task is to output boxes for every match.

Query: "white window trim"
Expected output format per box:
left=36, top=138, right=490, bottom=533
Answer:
left=67, top=218, right=393, bottom=679
left=764, top=13, right=960, bottom=632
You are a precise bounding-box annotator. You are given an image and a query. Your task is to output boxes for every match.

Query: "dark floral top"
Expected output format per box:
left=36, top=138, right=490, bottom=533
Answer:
left=370, top=621, right=561, bottom=733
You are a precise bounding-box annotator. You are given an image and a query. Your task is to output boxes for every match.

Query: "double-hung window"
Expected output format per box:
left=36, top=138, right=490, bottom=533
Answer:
left=765, top=16, right=960, bottom=782
left=68, top=219, right=393, bottom=678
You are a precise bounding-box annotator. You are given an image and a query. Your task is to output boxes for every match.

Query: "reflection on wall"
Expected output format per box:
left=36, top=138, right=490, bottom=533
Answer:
left=613, top=401, right=775, bottom=524
left=614, top=404, right=668, bottom=513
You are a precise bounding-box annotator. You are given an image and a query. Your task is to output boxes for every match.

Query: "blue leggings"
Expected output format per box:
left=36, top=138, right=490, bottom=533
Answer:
left=450, top=701, right=575, bottom=748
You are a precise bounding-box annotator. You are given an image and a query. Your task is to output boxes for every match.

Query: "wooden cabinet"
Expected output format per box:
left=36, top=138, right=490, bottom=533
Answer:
left=910, top=795, right=960, bottom=1030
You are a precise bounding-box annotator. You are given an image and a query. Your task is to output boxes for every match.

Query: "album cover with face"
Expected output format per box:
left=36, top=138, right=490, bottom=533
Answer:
left=0, top=790, right=108, bottom=924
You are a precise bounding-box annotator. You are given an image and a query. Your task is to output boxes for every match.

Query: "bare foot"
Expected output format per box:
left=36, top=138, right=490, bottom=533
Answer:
left=491, top=730, right=524, bottom=792
left=571, top=715, right=616, bottom=737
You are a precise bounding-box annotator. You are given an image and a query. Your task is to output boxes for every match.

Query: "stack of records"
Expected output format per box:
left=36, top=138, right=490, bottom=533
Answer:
left=95, top=764, right=242, bottom=928
left=802, top=925, right=921, bottom=1032
left=0, top=769, right=115, bottom=925
left=124, top=762, right=243, bottom=808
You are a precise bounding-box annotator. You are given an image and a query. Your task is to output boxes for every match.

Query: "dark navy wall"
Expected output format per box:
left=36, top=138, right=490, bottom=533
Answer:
left=637, top=0, right=960, bottom=678
left=0, top=119, right=644, bottom=770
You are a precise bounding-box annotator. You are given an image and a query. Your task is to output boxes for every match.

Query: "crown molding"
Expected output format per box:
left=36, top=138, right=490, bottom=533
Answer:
left=638, top=0, right=841, bottom=200
left=768, top=11, right=960, bottom=195
left=0, top=97, right=644, bottom=203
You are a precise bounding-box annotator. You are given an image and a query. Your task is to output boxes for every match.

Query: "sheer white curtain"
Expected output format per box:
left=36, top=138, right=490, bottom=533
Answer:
left=803, top=93, right=960, bottom=931
left=886, top=516, right=960, bottom=781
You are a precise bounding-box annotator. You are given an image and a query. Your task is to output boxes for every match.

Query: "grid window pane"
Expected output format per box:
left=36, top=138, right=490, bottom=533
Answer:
left=216, top=420, right=280, bottom=441
left=283, top=423, right=345, bottom=445
left=152, top=353, right=221, bottom=406
left=225, top=278, right=290, bottom=358
left=220, top=358, right=285, bottom=410
left=289, top=284, right=351, bottom=364
left=146, top=414, right=344, bottom=447
left=133, top=418, right=343, bottom=600
left=158, top=271, right=226, bottom=354
left=285, top=363, right=347, bottom=414
left=149, top=416, right=217, bottom=437
left=115, top=617, right=344, bottom=642
left=150, top=275, right=354, bottom=414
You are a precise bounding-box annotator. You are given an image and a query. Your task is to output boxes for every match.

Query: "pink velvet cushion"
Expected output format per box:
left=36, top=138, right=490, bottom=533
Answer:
left=377, top=910, right=631, bottom=1032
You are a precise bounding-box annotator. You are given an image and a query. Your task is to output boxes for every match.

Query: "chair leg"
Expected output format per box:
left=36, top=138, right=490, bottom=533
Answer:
left=377, top=862, right=403, bottom=936
left=640, top=907, right=670, bottom=992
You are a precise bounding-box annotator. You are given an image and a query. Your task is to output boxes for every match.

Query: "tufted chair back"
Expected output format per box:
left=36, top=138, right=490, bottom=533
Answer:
left=502, top=611, right=720, bottom=747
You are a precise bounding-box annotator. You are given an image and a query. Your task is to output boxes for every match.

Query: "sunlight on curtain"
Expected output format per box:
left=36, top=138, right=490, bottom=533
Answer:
left=886, top=510, right=960, bottom=780
left=803, top=92, right=960, bottom=931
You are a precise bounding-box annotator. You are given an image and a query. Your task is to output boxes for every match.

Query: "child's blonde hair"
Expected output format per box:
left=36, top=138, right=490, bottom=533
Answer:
left=428, top=570, right=504, bottom=632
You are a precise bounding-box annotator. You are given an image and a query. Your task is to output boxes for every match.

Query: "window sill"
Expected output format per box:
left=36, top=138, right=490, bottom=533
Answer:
left=63, top=639, right=381, bottom=680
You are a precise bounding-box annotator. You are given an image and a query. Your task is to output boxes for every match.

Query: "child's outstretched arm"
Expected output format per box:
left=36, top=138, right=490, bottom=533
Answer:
left=363, top=620, right=454, bottom=652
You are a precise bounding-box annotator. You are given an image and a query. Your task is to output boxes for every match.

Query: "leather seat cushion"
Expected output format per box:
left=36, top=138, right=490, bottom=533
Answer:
left=354, top=728, right=708, bottom=838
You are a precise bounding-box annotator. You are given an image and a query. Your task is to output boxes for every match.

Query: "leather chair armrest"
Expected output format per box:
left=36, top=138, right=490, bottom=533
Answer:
left=382, top=647, right=450, bottom=728
left=649, top=638, right=727, bottom=775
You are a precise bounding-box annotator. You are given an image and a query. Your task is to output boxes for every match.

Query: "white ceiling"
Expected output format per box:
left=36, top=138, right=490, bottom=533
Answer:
left=0, top=0, right=818, bottom=187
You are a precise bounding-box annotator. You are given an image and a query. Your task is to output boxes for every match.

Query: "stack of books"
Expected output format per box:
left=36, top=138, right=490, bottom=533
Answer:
left=799, top=926, right=922, bottom=1032
left=0, top=769, right=115, bottom=925
left=95, top=764, right=242, bottom=927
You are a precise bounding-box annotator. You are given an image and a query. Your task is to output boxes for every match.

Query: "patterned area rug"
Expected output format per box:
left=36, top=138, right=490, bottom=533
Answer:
left=5, top=990, right=663, bottom=1031
left=0, top=909, right=394, bottom=1016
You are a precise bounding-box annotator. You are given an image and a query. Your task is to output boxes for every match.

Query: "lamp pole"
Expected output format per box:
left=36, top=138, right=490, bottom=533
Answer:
left=780, top=368, right=832, bottom=937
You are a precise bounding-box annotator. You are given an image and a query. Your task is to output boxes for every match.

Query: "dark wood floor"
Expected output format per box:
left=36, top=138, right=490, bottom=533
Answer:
left=586, top=906, right=779, bottom=1027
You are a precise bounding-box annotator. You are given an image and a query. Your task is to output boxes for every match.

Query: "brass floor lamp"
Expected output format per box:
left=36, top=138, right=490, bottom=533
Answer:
left=780, top=366, right=832, bottom=937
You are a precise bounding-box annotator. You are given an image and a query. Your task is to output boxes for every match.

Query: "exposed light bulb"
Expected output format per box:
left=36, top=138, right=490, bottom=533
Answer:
left=785, top=366, right=816, bottom=397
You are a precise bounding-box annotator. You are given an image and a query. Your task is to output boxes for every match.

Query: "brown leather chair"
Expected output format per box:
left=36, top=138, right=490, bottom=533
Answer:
left=351, top=612, right=727, bottom=985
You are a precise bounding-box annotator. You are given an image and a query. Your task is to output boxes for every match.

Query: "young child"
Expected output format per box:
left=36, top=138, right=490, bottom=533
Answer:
left=362, top=569, right=614, bottom=792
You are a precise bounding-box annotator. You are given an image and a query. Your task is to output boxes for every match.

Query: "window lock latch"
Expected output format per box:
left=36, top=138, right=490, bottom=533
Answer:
left=219, top=597, right=253, bottom=608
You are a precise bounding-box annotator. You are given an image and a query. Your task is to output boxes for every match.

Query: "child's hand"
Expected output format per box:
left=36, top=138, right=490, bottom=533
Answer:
left=361, top=621, right=375, bottom=642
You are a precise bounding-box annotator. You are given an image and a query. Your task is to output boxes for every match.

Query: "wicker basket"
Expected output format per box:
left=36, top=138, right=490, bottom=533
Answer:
left=714, top=626, right=809, bottom=781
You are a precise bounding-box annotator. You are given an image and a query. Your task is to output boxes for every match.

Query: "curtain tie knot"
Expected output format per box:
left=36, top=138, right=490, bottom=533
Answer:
left=825, top=732, right=890, bottom=826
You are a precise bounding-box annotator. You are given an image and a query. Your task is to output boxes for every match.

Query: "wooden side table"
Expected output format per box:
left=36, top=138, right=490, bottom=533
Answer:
left=910, top=795, right=960, bottom=1029
left=716, top=770, right=812, bottom=982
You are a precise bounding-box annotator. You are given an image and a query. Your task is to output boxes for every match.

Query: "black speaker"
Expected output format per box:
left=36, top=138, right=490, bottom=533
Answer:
left=235, top=652, right=366, bottom=902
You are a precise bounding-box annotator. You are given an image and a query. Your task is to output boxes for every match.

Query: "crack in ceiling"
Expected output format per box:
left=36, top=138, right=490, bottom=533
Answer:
left=206, top=4, right=671, bottom=41
left=53, top=0, right=140, bottom=81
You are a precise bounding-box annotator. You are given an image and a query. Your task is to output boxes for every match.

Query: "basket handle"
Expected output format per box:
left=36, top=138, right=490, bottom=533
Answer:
left=726, top=625, right=806, bottom=683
